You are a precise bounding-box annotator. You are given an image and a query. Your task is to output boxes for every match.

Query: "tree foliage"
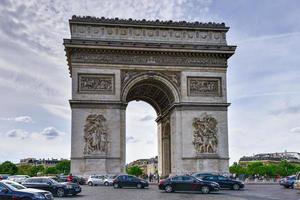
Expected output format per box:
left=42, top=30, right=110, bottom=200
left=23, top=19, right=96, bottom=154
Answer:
left=55, top=160, right=70, bottom=175
left=126, top=165, right=143, bottom=177
left=0, top=161, right=18, bottom=175
left=229, top=161, right=300, bottom=177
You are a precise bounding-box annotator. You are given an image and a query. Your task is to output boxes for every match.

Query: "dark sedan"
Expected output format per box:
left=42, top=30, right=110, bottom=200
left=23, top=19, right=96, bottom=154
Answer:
left=22, top=177, right=81, bottom=197
left=113, top=175, right=149, bottom=189
left=0, top=180, right=54, bottom=200
left=279, top=175, right=296, bottom=189
left=201, top=175, right=244, bottom=190
left=158, top=175, right=220, bottom=194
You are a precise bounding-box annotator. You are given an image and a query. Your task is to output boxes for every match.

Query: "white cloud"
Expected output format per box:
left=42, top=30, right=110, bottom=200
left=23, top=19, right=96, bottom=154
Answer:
left=290, top=127, right=300, bottom=133
left=6, top=129, right=29, bottom=139
left=40, top=127, right=63, bottom=140
left=140, top=115, right=154, bottom=121
left=0, top=116, right=33, bottom=123
left=41, top=104, right=71, bottom=120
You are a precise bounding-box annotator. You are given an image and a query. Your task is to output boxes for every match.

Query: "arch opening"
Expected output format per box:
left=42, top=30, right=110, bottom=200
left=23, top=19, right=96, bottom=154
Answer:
left=124, top=75, right=176, bottom=177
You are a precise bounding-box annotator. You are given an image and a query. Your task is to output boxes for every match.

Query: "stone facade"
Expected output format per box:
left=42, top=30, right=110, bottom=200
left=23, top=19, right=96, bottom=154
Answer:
left=64, top=16, right=236, bottom=176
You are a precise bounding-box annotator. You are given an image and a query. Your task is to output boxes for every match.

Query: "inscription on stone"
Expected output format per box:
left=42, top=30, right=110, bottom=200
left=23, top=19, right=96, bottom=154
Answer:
left=192, top=113, right=218, bottom=154
left=78, top=74, right=114, bottom=94
left=187, top=77, right=221, bottom=96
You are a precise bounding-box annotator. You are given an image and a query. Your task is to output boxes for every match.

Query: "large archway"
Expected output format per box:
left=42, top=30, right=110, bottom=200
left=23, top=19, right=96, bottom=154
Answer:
left=123, top=74, right=179, bottom=176
left=64, top=16, right=236, bottom=176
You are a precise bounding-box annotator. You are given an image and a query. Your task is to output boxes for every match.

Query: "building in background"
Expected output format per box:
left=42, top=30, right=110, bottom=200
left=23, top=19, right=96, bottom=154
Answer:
left=18, top=158, right=68, bottom=167
left=239, top=151, right=300, bottom=165
left=127, top=156, right=158, bottom=175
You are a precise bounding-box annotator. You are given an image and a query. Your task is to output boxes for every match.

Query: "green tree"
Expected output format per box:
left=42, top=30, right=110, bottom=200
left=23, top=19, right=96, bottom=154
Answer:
left=229, top=162, right=247, bottom=175
left=55, top=160, right=70, bottom=175
left=30, top=165, right=45, bottom=177
left=126, top=166, right=143, bottom=177
left=0, top=161, right=18, bottom=175
left=17, top=165, right=32, bottom=175
left=44, top=167, right=58, bottom=175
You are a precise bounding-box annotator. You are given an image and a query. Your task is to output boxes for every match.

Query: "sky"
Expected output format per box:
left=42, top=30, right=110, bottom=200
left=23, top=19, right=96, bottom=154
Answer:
left=0, top=0, right=299, bottom=165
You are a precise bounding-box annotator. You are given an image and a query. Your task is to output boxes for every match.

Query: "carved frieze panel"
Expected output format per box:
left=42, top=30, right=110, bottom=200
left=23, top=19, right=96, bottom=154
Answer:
left=71, top=50, right=227, bottom=68
left=78, top=74, right=115, bottom=94
left=187, top=77, right=222, bottom=96
left=84, top=114, right=109, bottom=155
left=192, top=113, right=218, bottom=154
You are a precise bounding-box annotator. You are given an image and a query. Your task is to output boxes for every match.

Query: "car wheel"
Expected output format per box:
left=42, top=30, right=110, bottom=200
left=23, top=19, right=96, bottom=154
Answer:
left=201, top=186, right=210, bottom=194
left=113, top=183, right=119, bottom=189
left=104, top=182, right=109, bottom=186
left=232, top=184, right=240, bottom=190
left=56, top=188, right=65, bottom=197
left=88, top=181, right=93, bottom=186
left=165, top=185, right=173, bottom=193
left=137, top=183, right=142, bottom=189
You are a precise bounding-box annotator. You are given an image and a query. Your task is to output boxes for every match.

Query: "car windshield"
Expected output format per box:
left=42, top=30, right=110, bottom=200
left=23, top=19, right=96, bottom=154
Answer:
left=48, top=178, right=59, bottom=184
left=4, top=181, right=26, bottom=190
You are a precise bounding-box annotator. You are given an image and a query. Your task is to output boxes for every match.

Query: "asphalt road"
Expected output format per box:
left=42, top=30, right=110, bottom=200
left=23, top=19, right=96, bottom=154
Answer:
left=60, top=184, right=299, bottom=200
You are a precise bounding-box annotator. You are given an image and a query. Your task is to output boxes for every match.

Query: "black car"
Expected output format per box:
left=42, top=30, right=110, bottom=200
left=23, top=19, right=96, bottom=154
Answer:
left=191, top=172, right=216, bottom=179
left=201, top=175, right=244, bottom=190
left=56, top=175, right=86, bottom=185
left=0, top=180, right=54, bottom=200
left=279, top=175, right=296, bottom=188
left=158, top=175, right=220, bottom=194
left=113, top=175, right=149, bottom=189
left=22, top=177, right=81, bottom=197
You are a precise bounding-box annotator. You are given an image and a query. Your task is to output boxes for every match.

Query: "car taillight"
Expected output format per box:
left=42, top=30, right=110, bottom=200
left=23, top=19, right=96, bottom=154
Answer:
left=159, top=179, right=165, bottom=184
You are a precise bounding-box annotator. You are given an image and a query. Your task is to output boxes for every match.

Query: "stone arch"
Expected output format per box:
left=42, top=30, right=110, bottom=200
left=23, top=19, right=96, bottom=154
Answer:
left=121, top=72, right=180, bottom=115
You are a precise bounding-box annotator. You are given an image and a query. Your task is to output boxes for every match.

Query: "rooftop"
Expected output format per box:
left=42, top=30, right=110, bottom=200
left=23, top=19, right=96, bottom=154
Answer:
left=70, top=15, right=228, bottom=30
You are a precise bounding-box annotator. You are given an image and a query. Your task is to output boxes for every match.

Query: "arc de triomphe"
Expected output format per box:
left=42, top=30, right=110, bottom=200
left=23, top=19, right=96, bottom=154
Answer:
left=64, top=16, right=236, bottom=176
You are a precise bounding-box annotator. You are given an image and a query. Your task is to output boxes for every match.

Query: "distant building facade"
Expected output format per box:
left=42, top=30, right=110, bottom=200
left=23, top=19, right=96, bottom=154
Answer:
left=239, top=152, right=300, bottom=164
left=127, top=156, right=158, bottom=175
left=18, top=158, right=67, bottom=167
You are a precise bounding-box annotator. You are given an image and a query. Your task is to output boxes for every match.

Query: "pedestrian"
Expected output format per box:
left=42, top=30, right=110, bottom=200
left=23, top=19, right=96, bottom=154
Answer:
left=67, top=173, right=74, bottom=183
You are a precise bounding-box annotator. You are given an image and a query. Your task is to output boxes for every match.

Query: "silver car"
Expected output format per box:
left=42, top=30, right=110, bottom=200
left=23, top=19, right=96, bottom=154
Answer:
left=8, top=175, right=30, bottom=184
left=87, top=175, right=115, bottom=186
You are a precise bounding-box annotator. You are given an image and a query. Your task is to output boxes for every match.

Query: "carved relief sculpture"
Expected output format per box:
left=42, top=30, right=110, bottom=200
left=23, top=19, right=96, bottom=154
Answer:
left=192, top=113, right=218, bottom=154
left=188, top=77, right=221, bottom=96
left=84, top=114, right=109, bottom=154
left=79, top=74, right=114, bottom=94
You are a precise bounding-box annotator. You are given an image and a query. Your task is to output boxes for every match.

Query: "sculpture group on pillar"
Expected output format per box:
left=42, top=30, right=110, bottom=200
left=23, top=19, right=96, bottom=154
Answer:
left=192, top=113, right=218, bottom=154
left=83, top=114, right=109, bottom=154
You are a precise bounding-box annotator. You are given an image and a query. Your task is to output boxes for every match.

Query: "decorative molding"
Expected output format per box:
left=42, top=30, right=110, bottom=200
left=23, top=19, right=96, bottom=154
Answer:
left=78, top=73, right=115, bottom=94
left=187, top=77, right=222, bottom=96
left=71, top=49, right=227, bottom=68
left=83, top=114, right=109, bottom=155
left=70, top=16, right=228, bottom=45
left=192, top=113, right=218, bottom=154
left=70, top=16, right=228, bottom=29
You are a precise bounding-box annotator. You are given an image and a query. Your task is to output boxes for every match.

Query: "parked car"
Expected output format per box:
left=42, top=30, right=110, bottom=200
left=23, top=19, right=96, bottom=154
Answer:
left=158, top=175, right=220, bottom=193
left=191, top=172, right=216, bottom=179
left=294, top=173, right=300, bottom=190
left=87, top=175, right=116, bottom=186
left=22, top=177, right=81, bottom=197
left=279, top=175, right=296, bottom=189
left=0, top=174, right=9, bottom=180
left=56, top=175, right=86, bottom=185
left=8, top=175, right=30, bottom=184
left=0, top=180, right=54, bottom=200
left=113, top=175, right=149, bottom=189
left=201, top=175, right=244, bottom=190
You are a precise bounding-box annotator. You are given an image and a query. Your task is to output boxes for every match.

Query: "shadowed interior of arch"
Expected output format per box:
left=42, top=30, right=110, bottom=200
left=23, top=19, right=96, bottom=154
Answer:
left=125, top=79, right=175, bottom=116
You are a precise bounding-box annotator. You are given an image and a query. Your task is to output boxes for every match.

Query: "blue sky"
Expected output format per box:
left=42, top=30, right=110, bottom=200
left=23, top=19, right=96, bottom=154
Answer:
left=0, top=0, right=299, bottom=164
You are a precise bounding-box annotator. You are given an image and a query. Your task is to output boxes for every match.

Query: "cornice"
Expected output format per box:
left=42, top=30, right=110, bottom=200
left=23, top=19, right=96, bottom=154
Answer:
left=70, top=15, right=229, bottom=31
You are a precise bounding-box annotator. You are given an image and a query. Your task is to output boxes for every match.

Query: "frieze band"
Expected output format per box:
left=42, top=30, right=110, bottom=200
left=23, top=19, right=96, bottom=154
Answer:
left=78, top=74, right=115, bottom=94
left=71, top=49, right=228, bottom=67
